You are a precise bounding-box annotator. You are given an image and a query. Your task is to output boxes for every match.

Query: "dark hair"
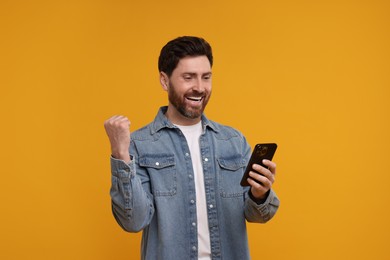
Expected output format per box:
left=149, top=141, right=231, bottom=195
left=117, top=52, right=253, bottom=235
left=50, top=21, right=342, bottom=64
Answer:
left=158, top=36, right=213, bottom=76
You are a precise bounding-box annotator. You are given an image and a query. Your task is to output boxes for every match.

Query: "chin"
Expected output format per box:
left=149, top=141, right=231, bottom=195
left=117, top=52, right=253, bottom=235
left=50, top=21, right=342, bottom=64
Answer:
left=180, top=108, right=204, bottom=119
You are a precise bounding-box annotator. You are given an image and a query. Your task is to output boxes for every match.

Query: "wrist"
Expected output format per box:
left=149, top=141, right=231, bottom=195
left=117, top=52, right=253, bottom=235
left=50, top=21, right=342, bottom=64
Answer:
left=249, top=189, right=269, bottom=205
left=111, top=150, right=131, bottom=163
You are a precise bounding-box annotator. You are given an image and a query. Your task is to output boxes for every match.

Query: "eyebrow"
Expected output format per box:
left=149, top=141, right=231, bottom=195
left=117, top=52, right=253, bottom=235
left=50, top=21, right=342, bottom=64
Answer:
left=183, top=72, right=212, bottom=76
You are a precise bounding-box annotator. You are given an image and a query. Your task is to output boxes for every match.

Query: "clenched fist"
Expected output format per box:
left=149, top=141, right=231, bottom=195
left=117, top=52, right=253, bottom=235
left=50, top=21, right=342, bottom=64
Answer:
left=104, top=115, right=131, bottom=163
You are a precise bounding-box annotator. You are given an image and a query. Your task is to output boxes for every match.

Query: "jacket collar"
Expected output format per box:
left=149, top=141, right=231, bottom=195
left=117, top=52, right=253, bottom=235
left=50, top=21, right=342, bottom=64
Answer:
left=150, top=106, right=219, bottom=135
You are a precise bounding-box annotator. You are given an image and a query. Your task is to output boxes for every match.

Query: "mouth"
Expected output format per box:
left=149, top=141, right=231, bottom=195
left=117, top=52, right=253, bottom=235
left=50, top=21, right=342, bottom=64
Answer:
left=186, top=96, right=203, bottom=102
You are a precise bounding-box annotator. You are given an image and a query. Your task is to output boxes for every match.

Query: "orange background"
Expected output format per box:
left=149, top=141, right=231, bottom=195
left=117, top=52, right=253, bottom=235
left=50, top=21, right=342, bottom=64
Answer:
left=1, top=0, right=389, bottom=259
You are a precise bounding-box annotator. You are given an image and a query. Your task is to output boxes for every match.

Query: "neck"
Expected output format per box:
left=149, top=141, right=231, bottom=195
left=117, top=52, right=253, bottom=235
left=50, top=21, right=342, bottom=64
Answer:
left=165, top=105, right=201, bottom=126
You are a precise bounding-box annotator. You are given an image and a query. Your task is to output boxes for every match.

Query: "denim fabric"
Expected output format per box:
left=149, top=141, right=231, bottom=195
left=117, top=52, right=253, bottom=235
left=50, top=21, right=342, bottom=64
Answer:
left=110, top=107, right=280, bottom=260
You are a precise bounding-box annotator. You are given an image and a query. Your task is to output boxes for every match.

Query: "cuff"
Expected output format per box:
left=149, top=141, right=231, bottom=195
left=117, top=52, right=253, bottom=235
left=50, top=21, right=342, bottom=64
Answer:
left=110, top=155, right=136, bottom=178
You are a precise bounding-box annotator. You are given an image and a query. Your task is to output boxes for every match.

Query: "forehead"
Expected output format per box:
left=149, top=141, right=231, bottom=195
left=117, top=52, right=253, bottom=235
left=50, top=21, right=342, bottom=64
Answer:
left=174, top=56, right=211, bottom=73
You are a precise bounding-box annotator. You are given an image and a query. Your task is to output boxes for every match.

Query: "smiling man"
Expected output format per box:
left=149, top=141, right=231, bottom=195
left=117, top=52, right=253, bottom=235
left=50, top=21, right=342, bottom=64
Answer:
left=104, top=36, right=280, bottom=260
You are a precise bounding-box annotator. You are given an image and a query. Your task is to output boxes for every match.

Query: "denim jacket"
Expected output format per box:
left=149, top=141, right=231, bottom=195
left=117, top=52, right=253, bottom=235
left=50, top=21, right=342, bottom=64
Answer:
left=110, top=107, right=280, bottom=260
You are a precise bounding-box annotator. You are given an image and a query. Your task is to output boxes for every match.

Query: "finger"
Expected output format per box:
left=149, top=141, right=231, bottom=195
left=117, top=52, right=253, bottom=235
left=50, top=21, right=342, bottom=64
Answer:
left=109, top=115, right=128, bottom=121
left=247, top=178, right=269, bottom=197
left=252, top=164, right=272, bottom=179
left=119, top=116, right=131, bottom=125
left=249, top=171, right=273, bottom=186
left=247, top=176, right=265, bottom=190
left=105, top=115, right=121, bottom=125
left=108, top=115, right=130, bottom=125
left=262, top=159, right=277, bottom=175
left=110, top=115, right=123, bottom=121
left=118, top=118, right=131, bottom=128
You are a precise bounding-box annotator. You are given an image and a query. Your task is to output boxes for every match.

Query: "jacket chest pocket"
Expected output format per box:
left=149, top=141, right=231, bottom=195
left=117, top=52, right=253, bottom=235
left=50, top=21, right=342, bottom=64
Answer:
left=139, top=154, right=177, bottom=197
left=217, top=156, right=246, bottom=198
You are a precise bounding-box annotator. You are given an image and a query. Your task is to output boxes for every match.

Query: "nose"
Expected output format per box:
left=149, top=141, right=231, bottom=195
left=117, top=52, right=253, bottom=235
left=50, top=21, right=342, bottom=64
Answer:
left=192, top=76, right=205, bottom=93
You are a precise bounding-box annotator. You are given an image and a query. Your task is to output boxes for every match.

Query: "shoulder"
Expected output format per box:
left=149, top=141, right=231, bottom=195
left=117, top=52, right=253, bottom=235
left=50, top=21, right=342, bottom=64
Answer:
left=131, top=123, right=154, bottom=141
left=208, top=119, right=246, bottom=140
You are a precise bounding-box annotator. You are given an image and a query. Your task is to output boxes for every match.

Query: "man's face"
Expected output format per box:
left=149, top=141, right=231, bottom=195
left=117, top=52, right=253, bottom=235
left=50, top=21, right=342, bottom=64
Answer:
left=162, top=56, right=212, bottom=125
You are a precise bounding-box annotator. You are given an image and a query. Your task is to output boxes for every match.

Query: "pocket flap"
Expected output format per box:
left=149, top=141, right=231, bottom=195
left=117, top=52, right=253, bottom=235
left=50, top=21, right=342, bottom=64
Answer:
left=139, top=154, right=175, bottom=169
left=217, top=157, right=246, bottom=171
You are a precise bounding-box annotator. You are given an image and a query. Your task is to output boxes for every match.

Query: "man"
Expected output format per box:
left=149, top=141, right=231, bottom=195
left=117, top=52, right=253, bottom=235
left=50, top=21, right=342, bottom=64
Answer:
left=104, top=36, right=280, bottom=260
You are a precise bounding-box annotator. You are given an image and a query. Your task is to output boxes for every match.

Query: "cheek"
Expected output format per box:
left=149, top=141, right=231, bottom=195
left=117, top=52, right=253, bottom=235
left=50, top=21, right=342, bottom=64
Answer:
left=206, top=84, right=212, bottom=93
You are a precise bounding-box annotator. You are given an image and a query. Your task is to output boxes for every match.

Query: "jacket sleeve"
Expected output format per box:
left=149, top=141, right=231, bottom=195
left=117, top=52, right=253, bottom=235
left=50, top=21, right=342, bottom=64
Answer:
left=244, top=188, right=280, bottom=223
left=110, top=148, right=155, bottom=232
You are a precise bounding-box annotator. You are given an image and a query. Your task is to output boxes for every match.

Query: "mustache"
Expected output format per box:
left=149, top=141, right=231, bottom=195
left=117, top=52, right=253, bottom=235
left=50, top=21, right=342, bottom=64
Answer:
left=185, top=90, right=206, bottom=96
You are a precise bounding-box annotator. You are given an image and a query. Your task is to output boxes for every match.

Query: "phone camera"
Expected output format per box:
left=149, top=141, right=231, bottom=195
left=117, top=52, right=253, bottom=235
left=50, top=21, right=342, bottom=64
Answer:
left=257, top=146, right=268, bottom=156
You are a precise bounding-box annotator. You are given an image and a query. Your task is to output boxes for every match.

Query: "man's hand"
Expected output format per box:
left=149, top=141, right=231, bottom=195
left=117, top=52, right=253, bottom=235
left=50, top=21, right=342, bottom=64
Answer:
left=247, top=159, right=276, bottom=200
left=104, top=115, right=131, bottom=163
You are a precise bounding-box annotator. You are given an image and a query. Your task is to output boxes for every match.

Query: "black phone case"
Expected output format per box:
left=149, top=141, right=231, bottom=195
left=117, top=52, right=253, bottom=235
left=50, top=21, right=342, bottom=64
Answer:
left=240, top=143, right=277, bottom=187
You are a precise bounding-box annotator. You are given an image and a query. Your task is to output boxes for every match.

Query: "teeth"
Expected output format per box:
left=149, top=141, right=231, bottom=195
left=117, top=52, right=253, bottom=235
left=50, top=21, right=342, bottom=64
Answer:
left=187, top=97, right=202, bottom=101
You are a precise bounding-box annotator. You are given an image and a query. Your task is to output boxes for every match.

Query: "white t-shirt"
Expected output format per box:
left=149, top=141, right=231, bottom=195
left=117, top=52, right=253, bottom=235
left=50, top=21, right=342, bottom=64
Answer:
left=175, top=121, right=211, bottom=259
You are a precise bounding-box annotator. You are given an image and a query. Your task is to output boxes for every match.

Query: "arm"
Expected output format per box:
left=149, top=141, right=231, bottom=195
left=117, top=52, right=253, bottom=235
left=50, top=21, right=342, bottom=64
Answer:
left=110, top=155, right=155, bottom=232
left=105, top=116, right=154, bottom=232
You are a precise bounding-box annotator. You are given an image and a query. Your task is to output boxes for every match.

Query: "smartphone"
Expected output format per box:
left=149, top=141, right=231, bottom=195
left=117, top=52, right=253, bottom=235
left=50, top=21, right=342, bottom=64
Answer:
left=240, top=143, right=278, bottom=187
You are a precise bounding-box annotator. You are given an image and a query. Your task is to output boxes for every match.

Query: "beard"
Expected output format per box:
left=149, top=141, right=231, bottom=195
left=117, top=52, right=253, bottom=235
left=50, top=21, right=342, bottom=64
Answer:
left=167, top=82, right=211, bottom=119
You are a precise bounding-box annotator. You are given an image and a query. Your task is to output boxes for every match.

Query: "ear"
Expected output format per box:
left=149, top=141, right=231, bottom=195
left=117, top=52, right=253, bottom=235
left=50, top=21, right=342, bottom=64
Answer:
left=159, top=72, right=169, bottom=91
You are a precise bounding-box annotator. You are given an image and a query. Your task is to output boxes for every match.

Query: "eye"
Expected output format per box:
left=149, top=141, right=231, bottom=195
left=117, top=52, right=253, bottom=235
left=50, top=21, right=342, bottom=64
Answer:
left=183, top=74, right=193, bottom=80
left=203, top=74, right=212, bottom=80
